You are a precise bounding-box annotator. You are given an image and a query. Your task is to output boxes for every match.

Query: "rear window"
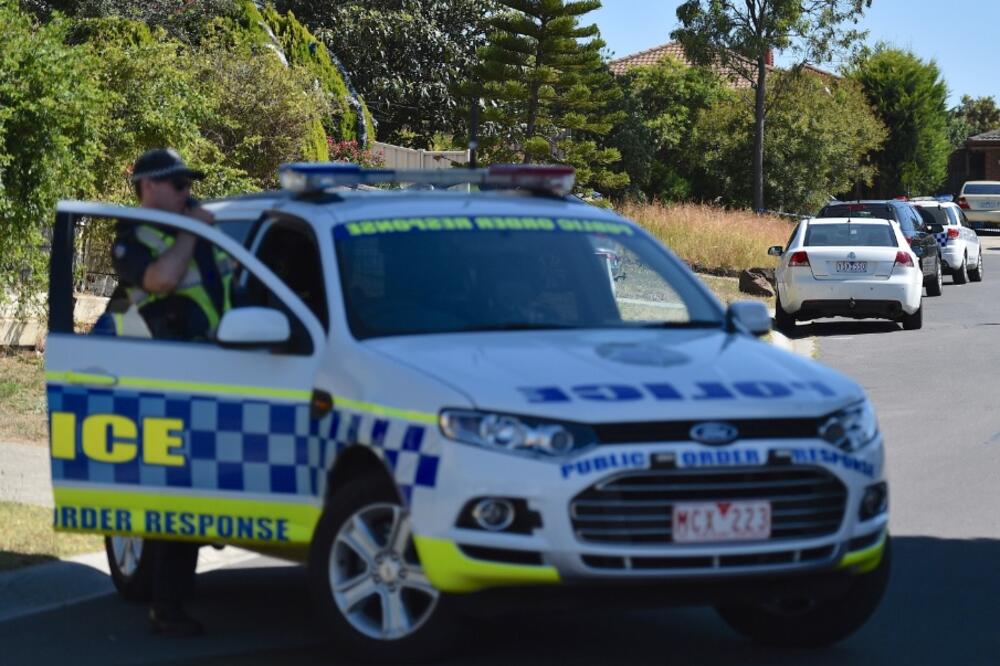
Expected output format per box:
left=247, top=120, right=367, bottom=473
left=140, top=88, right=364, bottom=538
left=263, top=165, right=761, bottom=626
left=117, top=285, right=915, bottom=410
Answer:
left=804, top=223, right=897, bottom=247
left=916, top=206, right=949, bottom=226
left=818, top=204, right=895, bottom=221
left=963, top=183, right=1000, bottom=195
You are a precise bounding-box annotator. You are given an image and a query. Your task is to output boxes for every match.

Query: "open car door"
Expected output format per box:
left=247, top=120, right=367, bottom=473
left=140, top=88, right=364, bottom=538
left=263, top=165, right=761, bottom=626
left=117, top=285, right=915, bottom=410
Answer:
left=47, top=201, right=327, bottom=549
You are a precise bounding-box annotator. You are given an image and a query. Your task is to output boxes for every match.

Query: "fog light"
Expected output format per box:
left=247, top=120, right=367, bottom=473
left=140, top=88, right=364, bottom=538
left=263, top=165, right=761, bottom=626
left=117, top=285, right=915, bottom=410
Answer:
left=859, top=482, right=888, bottom=520
left=471, top=498, right=515, bottom=532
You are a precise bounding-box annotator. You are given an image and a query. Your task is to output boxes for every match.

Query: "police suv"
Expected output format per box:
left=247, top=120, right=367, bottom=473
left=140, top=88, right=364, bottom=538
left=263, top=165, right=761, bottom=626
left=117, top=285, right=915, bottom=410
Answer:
left=47, top=164, right=889, bottom=661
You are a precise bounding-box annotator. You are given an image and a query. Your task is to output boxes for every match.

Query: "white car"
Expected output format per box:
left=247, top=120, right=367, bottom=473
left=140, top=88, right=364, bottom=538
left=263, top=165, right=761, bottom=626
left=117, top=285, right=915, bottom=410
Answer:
left=771, top=217, right=923, bottom=330
left=47, top=165, right=889, bottom=661
left=912, top=198, right=983, bottom=283
left=958, top=181, right=1000, bottom=232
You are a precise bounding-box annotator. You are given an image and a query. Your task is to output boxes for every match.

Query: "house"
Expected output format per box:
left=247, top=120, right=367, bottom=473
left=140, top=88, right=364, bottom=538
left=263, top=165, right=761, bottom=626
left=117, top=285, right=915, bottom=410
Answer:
left=608, top=41, right=836, bottom=88
left=947, top=130, right=1000, bottom=194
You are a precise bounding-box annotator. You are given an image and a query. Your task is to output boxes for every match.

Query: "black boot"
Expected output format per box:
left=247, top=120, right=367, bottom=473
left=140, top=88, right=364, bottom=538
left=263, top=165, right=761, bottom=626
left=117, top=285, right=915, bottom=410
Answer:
left=149, top=603, right=204, bottom=637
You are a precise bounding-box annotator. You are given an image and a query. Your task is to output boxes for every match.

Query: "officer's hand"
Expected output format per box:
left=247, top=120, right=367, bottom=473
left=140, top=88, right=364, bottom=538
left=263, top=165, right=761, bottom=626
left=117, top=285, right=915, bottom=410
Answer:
left=186, top=202, right=216, bottom=226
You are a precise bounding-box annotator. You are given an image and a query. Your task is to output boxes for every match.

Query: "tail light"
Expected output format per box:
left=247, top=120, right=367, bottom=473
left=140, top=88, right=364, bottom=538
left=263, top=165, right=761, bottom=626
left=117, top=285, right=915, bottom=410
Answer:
left=947, top=228, right=960, bottom=239
left=788, top=251, right=810, bottom=267
left=959, top=197, right=970, bottom=210
left=894, top=251, right=914, bottom=268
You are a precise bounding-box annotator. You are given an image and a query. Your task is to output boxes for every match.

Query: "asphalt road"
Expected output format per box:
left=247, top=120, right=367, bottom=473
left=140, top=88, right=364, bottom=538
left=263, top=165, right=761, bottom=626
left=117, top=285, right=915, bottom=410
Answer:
left=6, top=241, right=1000, bottom=665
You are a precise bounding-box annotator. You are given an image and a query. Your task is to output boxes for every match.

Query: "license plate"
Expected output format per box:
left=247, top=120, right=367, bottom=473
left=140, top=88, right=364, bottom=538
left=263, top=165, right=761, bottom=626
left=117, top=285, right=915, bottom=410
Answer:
left=672, top=501, right=771, bottom=543
left=835, top=261, right=867, bottom=273
left=979, top=200, right=1000, bottom=209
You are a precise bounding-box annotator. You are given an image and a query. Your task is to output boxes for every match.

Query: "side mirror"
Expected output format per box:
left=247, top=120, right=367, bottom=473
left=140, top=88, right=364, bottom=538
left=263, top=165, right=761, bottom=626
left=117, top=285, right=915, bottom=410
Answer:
left=726, top=301, right=771, bottom=337
left=767, top=245, right=784, bottom=257
left=216, top=307, right=291, bottom=348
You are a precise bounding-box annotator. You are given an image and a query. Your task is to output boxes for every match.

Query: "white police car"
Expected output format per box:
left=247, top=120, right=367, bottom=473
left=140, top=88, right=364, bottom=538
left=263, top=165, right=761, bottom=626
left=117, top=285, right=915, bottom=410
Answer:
left=912, top=197, right=983, bottom=284
left=47, top=164, right=888, bottom=661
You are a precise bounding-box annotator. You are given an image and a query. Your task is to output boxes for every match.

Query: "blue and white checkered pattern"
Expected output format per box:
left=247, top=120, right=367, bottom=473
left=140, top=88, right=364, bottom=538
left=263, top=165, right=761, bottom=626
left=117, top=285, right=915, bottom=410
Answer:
left=933, top=231, right=949, bottom=248
left=48, top=385, right=439, bottom=506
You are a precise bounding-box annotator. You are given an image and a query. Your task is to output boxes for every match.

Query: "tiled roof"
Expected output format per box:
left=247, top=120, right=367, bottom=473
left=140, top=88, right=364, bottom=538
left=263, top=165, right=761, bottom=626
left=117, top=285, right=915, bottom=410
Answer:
left=609, top=43, right=690, bottom=75
left=608, top=42, right=838, bottom=89
left=969, top=129, right=1000, bottom=142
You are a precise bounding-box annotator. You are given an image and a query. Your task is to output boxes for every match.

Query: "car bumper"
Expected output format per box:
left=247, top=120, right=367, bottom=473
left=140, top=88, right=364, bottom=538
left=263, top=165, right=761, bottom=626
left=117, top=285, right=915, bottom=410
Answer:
left=410, top=437, right=888, bottom=594
left=941, top=244, right=976, bottom=271
left=965, top=210, right=1000, bottom=229
left=778, top=270, right=921, bottom=317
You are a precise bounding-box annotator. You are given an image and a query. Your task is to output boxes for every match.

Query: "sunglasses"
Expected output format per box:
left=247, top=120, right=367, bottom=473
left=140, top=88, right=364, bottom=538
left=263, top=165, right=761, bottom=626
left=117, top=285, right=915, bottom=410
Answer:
left=154, top=175, right=193, bottom=191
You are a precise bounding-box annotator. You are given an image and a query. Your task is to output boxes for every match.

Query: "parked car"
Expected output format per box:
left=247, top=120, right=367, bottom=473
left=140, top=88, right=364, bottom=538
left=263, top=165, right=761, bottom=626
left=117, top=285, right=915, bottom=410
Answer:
left=815, top=200, right=943, bottom=297
left=958, top=181, right=1000, bottom=232
left=770, top=217, right=923, bottom=331
left=911, top=198, right=983, bottom=283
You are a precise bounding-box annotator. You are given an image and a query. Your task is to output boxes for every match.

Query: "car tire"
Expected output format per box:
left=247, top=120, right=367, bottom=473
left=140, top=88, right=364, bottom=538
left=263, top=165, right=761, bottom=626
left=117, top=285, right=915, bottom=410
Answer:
left=902, top=303, right=923, bottom=330
left=953, top=256, right=969, bottom=284
left=774, top=293, right=795, bottom=332
left=716, top=537, right=891, bottom=648
left=105, top=536, right=155, bottom=602
left=925, top=258, right=943, bottom=296
left=969, top=251, right=984, bottom=282
left=308, top=472, right=460, bottom=664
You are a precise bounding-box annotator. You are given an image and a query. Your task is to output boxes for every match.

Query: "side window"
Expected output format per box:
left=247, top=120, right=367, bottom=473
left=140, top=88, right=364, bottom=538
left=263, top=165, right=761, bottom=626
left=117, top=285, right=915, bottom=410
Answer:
left=785, top=222, right=800, bottom=248
left=250, top=220, right=329, bottom=330
left=63, top=214, right=310, bottom=353
left=895, top=207, right=915, bottom=234
left=909, top=207, right=926, bottom=231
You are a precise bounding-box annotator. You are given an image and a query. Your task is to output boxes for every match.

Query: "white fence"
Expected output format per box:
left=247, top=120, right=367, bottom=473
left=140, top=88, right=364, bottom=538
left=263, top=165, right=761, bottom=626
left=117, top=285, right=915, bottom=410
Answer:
left=372, top=142, right=470, bottom=170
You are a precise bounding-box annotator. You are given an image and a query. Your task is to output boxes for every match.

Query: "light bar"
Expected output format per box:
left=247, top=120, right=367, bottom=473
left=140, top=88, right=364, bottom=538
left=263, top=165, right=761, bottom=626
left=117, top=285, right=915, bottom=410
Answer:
left=277, top=162, right=576, bottom=196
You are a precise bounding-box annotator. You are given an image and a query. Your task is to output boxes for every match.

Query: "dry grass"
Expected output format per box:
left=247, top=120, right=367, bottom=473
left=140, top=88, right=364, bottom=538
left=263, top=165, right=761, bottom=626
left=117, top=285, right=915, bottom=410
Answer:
left=0, top=502, right=103, bottom=571
left=699, top=274, right=773, bottom=307
left=620, top=201, right=795, bottom=273
left=0, top=349, right=47, bottom=445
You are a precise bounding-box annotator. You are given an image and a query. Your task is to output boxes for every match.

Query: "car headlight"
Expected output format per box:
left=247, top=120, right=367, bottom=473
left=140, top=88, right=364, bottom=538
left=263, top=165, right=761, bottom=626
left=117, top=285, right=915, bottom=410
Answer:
left=819, top=399, right=879, bottom=452
left=439, top=410, right=597, bottom=458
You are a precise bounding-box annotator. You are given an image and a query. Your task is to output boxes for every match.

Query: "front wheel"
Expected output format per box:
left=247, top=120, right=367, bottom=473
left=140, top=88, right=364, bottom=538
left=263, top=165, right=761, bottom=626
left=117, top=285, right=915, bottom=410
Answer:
left=308, top=472, right=459, bottom=663
left=969, top=251, right=984, bottom=282
left=105, top=535, right=154, bottom=601
left=717, top=538, right=890, bottom=648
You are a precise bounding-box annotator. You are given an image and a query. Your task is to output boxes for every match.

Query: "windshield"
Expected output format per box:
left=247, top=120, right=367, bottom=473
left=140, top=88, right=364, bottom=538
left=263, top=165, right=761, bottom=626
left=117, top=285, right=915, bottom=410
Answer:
left=916, top=206, right=949, bottom=226
left=805, top=223, right=897, bottom=247
left=964, top=183, right=1000, bottom=195
left=334, top=216, right=723, bottom=339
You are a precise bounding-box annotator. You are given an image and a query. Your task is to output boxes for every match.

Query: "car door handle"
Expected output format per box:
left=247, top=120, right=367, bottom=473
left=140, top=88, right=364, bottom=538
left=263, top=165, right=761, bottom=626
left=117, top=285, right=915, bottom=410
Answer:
left=63, top=370, right=119, bottom=387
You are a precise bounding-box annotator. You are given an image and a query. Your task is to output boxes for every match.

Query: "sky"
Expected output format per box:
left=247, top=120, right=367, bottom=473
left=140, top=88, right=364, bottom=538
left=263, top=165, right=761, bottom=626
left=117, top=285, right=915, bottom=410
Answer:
left=592, top=0, right=999, bottom=106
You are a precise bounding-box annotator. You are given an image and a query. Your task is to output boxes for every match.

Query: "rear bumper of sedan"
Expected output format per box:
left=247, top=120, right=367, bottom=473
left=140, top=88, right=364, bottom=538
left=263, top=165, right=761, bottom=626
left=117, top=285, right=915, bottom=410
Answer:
left=779, top=270, right=922, bottom=318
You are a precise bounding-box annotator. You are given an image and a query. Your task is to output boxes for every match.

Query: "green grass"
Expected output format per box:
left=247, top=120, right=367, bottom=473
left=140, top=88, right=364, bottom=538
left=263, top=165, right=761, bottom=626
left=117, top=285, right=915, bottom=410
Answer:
left=0, top=502, right=103, bottom=571
left=0, top=349, right=47, bottom=445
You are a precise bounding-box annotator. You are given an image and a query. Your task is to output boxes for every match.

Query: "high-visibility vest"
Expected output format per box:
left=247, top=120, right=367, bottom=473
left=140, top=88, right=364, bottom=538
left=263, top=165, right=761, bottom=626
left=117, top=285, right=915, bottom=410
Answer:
left=125, top=225, right=234, bottom=336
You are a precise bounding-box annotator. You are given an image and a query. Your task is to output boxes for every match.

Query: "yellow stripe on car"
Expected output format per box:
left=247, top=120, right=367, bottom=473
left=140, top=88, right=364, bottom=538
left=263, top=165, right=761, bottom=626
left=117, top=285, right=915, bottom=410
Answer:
left=413, top=536, right=560, bottom=593
left=838, top=533, right=887, bottom=574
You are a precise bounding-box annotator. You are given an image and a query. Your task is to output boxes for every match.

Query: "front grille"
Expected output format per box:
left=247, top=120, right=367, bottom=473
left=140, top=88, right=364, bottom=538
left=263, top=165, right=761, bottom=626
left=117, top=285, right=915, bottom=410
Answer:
left=581, top=545, right=836, bottom=571
left=571, top=466, right=846, bottom=546
left=593, top=418, right=821, bottom=444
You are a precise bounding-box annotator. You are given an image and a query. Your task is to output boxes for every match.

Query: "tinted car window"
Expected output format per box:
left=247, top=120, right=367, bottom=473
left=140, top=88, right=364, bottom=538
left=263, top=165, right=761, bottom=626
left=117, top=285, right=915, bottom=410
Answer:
left=917, top=206, right=949, bottom=226
left=819, top=204, right=895, bottom=221
left=804, top=223, right=897, bottom=247
left=963, top=183, right=1000, bottom=195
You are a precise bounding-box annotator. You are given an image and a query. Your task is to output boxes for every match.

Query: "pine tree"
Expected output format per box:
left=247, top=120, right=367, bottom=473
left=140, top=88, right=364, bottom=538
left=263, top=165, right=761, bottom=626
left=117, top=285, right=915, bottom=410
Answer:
left=475, top=0, right=627, bottom=192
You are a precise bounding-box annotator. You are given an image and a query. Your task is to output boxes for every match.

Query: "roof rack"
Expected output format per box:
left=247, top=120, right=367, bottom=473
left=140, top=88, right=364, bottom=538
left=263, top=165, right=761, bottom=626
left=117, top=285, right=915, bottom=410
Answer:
left=277, top=162, right=576, bottom=197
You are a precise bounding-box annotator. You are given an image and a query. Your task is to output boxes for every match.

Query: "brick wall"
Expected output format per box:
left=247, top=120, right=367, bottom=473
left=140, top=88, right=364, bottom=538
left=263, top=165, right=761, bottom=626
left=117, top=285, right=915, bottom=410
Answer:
left=985, top=149, right=1000, bottom=181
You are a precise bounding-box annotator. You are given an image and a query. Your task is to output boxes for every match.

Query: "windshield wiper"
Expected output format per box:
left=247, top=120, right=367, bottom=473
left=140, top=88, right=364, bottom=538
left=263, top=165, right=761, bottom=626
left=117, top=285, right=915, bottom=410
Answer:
left=450, top=322, right=585, bottom=333
left=636, top=320, right=723, bottom=329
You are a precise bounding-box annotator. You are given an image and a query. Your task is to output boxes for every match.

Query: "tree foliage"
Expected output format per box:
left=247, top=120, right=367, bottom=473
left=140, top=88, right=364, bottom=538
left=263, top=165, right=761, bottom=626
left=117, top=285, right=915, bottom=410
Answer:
left=849, top=47, right=950, bottom=197
left=0, top=1, right=105, bottom=301
left=609, top=57, right=727, bottom=202
left=476, top=0, right=627, bottom=192
left=673, top=0, right=871, bottom=210
left=276, top=0, right=495, bottom=148
left=690, top=71, right=885, bottom=213
left=948, top=95, right=1000, bottom=148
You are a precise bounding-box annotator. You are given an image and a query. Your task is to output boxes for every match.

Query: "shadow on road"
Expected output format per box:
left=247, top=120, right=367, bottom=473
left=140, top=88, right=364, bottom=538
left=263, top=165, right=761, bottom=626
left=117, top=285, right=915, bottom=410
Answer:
left=3, top=536, right=999, bottom=665
left=779, top=319, right=899, bottom=340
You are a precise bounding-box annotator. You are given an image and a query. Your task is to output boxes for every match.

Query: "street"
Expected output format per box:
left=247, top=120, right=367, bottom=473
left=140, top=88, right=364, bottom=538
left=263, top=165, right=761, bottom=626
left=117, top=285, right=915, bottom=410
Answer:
left=4, top=243, right=1000, bottom=665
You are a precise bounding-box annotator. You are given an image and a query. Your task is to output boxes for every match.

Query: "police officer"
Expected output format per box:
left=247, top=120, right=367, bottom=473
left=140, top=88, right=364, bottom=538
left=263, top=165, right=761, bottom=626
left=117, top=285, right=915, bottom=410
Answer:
left=97, top=148, right=231, bottom=636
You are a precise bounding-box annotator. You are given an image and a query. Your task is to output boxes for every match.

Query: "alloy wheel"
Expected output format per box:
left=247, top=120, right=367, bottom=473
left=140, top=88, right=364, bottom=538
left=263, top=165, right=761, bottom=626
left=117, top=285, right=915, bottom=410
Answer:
left=110, top=536, right=144, bottom=577
left=329, top=503, right=439, bottom=641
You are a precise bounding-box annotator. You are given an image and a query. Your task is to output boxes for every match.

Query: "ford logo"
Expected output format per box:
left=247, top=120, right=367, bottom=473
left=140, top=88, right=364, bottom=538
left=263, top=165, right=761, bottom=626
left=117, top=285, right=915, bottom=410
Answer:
left=690, top=422, right=740, bottom=446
